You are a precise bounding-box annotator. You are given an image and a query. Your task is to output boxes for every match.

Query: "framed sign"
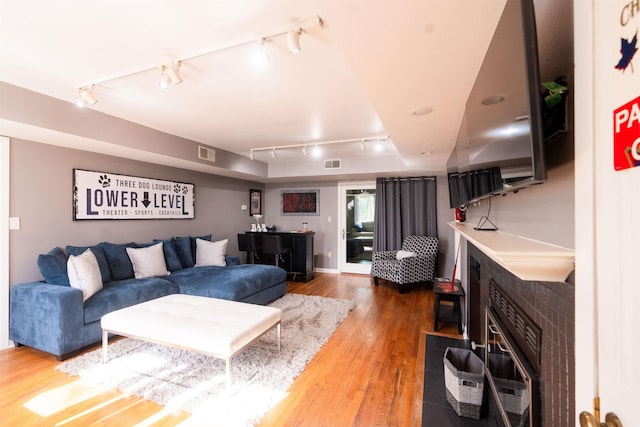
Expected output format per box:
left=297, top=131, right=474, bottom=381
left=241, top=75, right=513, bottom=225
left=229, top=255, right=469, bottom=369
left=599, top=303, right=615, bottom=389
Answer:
left=249, top=189, right=262, bottom=216
left=73, top=169, right=195, bottom=220
left=281, top=189, right=320, bottom=216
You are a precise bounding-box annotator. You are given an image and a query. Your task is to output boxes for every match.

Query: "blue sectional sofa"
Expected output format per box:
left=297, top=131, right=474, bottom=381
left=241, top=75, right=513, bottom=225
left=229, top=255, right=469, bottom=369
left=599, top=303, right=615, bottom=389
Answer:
left=9, top=235, right=288, bottom=360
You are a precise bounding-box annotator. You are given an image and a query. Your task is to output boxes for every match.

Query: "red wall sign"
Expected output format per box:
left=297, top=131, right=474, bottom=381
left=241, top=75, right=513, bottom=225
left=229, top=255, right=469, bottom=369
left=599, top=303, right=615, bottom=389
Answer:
left=614, top=95, right=640, bottom=171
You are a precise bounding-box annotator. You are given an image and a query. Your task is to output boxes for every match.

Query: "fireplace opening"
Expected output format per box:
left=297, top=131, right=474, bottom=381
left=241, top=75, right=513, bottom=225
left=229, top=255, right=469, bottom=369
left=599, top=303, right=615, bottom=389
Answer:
left=485, top=282, right=541, bottom=427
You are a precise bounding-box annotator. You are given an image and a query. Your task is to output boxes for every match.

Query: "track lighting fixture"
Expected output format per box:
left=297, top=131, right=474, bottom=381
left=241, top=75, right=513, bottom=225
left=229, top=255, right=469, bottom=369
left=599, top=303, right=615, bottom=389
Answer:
left=248, top=135, right=389, bottom=160
left=287, top=29, right=302, bottom=54
left=166, top=62, right=183, bottom=85
left=76, top=85, right=97, bottom=108
left=73, top=16, right=322, bottom=104
left=159, top=62, right=182, bottom=89
left=158, top=66, right=172, bottom=89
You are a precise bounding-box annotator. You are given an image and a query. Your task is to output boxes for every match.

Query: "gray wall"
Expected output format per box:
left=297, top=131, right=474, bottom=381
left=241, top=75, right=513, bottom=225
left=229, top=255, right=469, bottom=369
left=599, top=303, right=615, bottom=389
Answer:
left=9, top=138, right=263, bottom=285
left=264, top=181, right=338, bottom=269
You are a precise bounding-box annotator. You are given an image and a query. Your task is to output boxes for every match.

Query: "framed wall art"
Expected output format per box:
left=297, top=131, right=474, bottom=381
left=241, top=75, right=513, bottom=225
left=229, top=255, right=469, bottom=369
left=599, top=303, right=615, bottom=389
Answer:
left=280, top=189, right=320, bottom=216
left=249, top=189, right=262, bottom=216
left=73, top=169, right=195, bottom=220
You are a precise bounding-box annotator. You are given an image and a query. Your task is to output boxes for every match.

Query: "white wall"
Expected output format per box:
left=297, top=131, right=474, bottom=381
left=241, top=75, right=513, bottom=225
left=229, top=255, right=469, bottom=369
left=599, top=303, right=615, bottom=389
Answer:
left=264, top=182, right=338, bottom=270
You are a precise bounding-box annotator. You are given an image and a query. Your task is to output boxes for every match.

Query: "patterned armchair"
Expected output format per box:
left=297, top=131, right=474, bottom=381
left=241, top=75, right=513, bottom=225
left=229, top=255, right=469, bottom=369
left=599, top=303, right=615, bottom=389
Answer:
left=370, top=235, right=439, bottom=293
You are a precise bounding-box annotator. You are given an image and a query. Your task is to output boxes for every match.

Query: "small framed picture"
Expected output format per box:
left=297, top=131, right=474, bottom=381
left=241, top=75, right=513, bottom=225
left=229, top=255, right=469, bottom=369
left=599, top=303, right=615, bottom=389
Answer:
left=280, top=189, right=320, bottom=216
left=249, top=189, right=262, bottom=216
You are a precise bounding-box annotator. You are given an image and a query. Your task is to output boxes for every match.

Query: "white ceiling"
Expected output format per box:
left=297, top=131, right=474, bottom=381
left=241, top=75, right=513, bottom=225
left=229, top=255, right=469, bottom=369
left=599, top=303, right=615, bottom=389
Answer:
left=0, top=0, right=567, bottom=182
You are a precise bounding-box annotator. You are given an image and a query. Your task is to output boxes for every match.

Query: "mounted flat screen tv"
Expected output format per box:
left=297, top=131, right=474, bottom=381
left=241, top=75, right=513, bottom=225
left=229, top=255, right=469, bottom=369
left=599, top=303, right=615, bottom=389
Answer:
left=448, top=0, right=546, bottom=208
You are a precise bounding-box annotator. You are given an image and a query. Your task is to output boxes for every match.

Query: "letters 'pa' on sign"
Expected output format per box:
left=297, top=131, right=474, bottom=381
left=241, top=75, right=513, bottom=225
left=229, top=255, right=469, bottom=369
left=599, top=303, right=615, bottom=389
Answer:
left=613, top=94, right=640, bottom=171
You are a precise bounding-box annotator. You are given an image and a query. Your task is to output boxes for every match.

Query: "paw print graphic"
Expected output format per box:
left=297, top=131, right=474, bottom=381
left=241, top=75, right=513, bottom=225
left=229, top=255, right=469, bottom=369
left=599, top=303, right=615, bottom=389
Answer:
left=173, top=184, right=181, bottom=193
left=98, top=175, right=111, bottom=188
left=182, top=186, right=189, bottom=194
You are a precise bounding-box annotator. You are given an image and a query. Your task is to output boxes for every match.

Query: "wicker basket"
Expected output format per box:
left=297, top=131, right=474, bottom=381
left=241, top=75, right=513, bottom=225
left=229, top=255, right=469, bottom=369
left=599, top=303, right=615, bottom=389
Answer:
left=443, top=347, right=485, bottom=419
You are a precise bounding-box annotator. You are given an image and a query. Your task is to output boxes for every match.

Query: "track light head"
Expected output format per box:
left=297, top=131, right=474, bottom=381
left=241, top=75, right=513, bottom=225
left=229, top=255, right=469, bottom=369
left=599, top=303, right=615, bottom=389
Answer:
left=302, top=145, right=308, bottom=156
left=76, top=86, right=97, bottom=107
left=271, top=148, right=277, bottom=158
left=158, top=66, right=172, bottom=89
left=360, top=140, right=366, bottom=151
left=159, top=62, right=182, bottom=89
left=287, top=29, right=302, bottom=54
left=166, top=62, right=183, bottom=85
left=249, top=150, right=254, bottom=160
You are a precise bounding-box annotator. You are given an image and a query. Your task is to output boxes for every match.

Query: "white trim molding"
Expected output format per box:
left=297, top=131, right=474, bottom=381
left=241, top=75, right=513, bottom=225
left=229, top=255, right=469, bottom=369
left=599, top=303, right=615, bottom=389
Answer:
left=1, top=136, right=10, bottom=349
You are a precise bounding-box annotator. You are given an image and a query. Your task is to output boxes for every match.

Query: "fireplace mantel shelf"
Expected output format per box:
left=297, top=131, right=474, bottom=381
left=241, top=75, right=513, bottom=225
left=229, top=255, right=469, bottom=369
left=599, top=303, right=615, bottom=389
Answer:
left=449, top=222, right=575, bottom=282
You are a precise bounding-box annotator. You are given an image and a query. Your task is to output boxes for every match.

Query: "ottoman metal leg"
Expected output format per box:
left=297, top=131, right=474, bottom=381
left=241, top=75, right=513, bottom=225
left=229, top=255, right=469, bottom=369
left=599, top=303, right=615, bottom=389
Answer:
left=102, top=330, right=108, bottom=363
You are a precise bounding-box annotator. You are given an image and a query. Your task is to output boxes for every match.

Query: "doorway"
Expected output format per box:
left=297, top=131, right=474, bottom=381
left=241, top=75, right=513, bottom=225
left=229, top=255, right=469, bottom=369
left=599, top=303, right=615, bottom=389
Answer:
left=338, top=182, right=375, bottom=274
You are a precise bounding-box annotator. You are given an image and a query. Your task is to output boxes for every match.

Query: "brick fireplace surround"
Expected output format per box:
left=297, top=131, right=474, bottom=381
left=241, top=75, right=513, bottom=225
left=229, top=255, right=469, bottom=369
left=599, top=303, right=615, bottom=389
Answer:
left=467, top=243, right=575, bottom=427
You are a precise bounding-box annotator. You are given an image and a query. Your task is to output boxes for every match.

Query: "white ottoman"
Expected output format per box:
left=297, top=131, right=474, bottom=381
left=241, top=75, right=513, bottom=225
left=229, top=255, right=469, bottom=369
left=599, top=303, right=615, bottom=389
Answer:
left=101, top=294, right=282, bottom=387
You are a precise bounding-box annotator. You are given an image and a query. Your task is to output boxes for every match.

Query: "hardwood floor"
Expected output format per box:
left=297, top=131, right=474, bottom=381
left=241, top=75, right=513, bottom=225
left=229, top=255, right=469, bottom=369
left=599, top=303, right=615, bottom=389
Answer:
left=0, top=273, right=461, bottom=426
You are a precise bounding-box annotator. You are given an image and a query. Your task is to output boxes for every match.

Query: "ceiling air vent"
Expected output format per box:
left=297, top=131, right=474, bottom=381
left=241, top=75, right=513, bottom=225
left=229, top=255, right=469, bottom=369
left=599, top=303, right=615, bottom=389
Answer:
left=198, top=146, right=216, bottom=162
left=324, top=159, right=341, bottom=169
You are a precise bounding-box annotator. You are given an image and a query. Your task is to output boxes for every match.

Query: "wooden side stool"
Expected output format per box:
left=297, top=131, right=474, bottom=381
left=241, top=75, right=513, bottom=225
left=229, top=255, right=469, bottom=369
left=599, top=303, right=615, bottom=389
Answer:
left=433, top=278, right=464, bottom=334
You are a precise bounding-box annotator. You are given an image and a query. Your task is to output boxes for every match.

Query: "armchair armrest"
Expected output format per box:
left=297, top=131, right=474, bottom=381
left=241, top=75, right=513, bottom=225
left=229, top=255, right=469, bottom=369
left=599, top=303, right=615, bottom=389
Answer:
left=9, top=281, right=84, bottom=357
left=372, top=250, right=398, bottom=262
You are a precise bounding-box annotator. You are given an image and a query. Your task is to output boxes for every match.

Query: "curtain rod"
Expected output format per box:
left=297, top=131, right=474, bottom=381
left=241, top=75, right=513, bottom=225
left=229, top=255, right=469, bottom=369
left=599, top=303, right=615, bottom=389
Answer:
left=379, top=176, right=435, bottom=181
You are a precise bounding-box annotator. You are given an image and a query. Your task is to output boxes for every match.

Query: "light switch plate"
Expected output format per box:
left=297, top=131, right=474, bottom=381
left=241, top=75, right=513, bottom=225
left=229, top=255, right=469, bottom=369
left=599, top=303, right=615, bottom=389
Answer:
left=9, top=217, right=20, bottom=230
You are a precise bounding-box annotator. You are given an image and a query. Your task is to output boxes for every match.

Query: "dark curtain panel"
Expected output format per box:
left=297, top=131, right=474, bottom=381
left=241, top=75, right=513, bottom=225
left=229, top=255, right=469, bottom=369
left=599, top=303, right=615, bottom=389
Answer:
left=373, top=176, right=437, bottom=251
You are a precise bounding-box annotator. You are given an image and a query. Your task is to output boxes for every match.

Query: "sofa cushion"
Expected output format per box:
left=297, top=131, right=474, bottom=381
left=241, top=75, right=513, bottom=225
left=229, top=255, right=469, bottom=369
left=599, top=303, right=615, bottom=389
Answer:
left=167, top=264, right=287, bottom=301
left=194, top=238, right=227, bottom=267
left=126, top=242, right=170, bottom=278
left=173, top=236, right=194, bottom=269
left=172, top=234, right=212, bottom=269
left=191, top=234, right=212, bottom=257
left=83, top=277, right=179, bottom=324
left=66, top=244, right=111, bottom=283
left=153, top=238, right=183, bottom=272
left=37, top=247, right=70, bottom=286
left=67, top=249, right=103, bottom=302
left=102, top=242, right=136, bottom=280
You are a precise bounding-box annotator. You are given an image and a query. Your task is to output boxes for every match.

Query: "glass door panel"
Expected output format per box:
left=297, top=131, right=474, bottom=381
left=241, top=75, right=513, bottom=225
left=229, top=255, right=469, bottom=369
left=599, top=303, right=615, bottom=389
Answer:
left=338, top=182, right=375, bottom=274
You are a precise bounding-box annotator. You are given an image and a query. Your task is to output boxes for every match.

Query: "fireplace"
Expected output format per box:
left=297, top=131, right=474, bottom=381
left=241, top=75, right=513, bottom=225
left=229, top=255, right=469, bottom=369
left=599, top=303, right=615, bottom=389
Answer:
left=485, top=282, right=541, bottom=427
left=465, top=241, right=575, bottom=426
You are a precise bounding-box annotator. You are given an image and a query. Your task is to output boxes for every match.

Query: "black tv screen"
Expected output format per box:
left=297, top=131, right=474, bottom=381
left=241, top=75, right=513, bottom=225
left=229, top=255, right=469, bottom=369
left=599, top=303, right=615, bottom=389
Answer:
left=448, top=0, right=546, bottom=208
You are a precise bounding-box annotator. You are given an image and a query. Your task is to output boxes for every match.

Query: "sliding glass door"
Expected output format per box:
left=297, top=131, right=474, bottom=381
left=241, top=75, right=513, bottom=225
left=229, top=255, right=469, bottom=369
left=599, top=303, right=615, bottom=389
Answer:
left=338, top=182, right=375, bottom=274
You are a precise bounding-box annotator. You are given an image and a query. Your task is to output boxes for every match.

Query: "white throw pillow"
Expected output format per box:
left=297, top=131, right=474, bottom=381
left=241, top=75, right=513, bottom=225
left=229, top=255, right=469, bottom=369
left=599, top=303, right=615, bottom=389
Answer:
left=126, top=242, right=170, bottom=278
left=396, top=250, right=417, bottom=260
left=195, top=238, right=228, bottom=267
left=67, top=248, right=103, bottom=301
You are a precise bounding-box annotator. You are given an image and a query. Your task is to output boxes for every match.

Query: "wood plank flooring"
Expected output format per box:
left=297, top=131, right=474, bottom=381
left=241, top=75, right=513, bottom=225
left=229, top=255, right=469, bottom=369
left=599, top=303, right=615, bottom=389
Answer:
left=0, top=273, right=460, bottom=426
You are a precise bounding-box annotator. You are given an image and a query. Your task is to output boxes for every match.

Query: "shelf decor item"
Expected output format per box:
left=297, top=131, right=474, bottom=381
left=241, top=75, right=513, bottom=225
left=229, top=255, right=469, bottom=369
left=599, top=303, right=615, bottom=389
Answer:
left=249, top=189, right=262, bottom=216
left=280, top=189, right=319, bottom=216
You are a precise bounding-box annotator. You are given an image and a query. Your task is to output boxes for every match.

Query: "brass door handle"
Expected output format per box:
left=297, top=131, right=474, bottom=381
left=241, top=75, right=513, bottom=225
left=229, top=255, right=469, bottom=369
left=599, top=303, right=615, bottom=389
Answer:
left=580, top=411, right=623, bottom=427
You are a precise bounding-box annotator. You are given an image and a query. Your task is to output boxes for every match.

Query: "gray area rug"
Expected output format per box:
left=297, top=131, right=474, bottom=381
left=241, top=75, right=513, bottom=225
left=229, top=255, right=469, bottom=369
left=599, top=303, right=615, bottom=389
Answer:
left=57, top=293, right=355, bottom=426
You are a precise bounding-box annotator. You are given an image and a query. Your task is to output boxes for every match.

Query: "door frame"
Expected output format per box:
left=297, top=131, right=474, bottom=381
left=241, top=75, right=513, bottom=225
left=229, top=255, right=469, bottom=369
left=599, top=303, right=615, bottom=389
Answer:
left=337, top=181, right=375, bottom=274
left=1, top=136, right=10, bottom=349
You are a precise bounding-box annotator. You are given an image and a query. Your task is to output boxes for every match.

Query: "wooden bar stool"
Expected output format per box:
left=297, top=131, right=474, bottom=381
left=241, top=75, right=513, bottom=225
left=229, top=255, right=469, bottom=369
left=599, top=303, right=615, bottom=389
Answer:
left=433, top=278, right=464, bottom=334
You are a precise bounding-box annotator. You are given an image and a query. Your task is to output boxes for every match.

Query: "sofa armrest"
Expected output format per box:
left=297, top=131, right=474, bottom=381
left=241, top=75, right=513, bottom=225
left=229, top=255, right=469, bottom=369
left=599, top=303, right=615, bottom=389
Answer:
left=9, top=282, right=84, bottom=357
left=225, top=255, right=240, bottom=266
